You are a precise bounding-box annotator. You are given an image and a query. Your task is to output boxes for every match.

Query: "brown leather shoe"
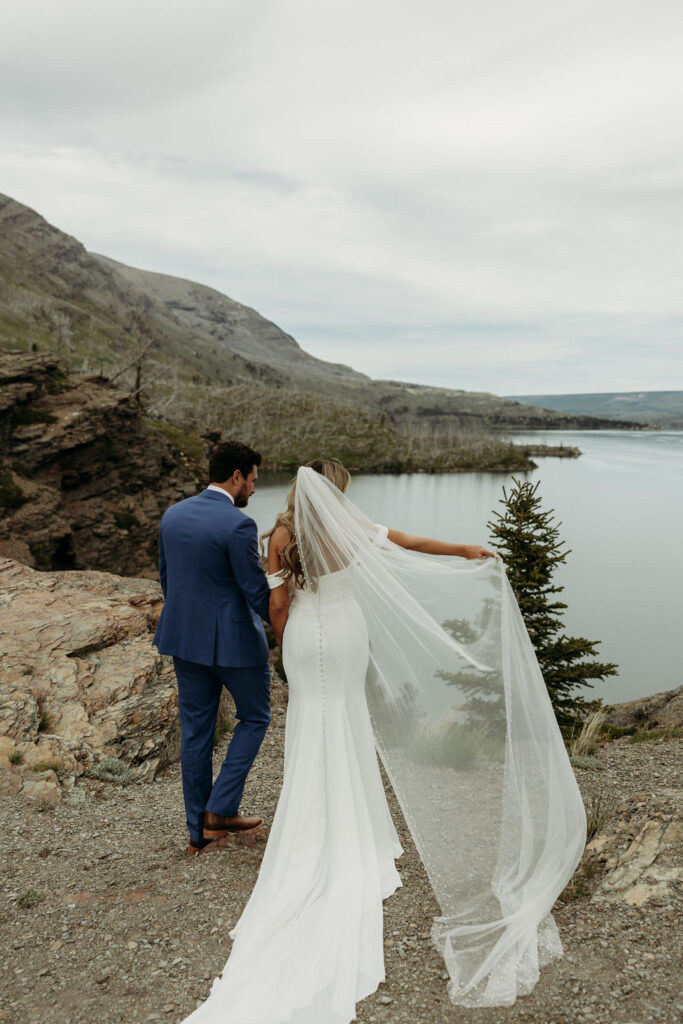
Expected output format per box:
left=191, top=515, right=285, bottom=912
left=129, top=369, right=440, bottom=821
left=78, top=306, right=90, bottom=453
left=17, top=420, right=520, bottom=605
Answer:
left=203, top=812, right=263, bottom=840
left=189, top=834, right=236, bottom=855
left=189, top=829, right=267, bottom=855
left=187, top=840, right=215, bottom=856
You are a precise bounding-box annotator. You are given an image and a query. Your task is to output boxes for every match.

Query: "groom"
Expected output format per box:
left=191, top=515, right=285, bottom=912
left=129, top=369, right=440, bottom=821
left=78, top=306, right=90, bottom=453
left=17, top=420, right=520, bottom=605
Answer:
left=153, top=440, right=272, bottom=855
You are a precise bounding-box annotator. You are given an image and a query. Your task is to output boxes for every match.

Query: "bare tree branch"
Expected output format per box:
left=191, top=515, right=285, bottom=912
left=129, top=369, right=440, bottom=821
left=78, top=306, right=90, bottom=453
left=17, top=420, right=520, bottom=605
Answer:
left=109, top=336, right=156, bottom=384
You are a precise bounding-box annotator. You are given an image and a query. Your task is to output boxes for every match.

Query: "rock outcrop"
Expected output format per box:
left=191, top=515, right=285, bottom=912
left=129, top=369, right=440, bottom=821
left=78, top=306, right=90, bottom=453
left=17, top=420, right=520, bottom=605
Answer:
left=0, top=558, right=276, bottom=804
left=588, top=789, right=682, bottom=907
left=0, top=350, right=210, bottom=577
left=0, top=558, right=179, bottom=802
left=568, top=690, right=682, bottom=911
left=605, top=685, right=683, bottom=731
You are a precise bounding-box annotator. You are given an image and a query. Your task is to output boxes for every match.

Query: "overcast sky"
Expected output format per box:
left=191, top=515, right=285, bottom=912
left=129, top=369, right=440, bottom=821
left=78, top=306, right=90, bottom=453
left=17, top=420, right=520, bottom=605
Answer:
left=1, top=0, right=681, bottom=394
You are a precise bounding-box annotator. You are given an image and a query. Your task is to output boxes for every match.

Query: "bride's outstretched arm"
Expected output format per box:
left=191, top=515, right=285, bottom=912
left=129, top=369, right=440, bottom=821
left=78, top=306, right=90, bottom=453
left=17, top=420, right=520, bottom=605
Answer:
left=268, top=525, right=291, bottom=647
left=387, top=529, right=496, bottom=560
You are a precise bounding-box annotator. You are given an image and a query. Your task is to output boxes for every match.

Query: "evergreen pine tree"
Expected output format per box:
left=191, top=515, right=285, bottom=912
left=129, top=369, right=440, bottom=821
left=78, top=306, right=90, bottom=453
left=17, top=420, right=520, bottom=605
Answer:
left=487, top=478, right=618, bottom=725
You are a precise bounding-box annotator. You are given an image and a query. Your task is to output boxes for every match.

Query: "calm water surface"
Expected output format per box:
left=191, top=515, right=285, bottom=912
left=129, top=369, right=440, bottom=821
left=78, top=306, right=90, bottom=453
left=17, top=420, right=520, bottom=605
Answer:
left=250, top=431, right=682, bottom=705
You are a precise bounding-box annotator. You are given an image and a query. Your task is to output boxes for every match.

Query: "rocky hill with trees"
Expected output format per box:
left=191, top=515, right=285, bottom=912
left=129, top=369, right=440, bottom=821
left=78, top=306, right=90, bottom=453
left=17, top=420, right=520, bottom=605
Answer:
left=0, top=193, right=642, bottom=474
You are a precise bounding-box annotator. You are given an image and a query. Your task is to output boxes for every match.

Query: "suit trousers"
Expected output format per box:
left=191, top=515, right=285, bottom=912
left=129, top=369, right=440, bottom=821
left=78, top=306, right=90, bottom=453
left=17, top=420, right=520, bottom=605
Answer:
left=172, top=657, right=271, bottom=842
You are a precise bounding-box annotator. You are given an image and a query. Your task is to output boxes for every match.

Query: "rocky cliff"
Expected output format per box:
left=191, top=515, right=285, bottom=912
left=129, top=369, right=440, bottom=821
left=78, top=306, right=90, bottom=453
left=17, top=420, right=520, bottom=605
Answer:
left=0, top=350, right=209, bottom=577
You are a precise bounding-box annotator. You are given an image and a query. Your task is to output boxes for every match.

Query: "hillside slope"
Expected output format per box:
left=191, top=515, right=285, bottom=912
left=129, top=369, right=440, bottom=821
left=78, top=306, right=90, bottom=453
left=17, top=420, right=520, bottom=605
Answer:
left=510, top=391, right=681, bottom=429
left=0, top=193, right=641, bottom=447
left=94, top=254, right=365, bottom=392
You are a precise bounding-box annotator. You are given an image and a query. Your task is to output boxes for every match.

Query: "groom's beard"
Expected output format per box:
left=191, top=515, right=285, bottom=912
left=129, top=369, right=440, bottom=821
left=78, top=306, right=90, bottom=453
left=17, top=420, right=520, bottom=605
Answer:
left=234, top=486, right=250, bottom=508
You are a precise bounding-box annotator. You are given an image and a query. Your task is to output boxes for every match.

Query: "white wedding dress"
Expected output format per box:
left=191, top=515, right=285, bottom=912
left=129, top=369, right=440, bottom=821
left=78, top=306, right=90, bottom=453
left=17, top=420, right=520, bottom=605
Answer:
left=184, top=562, right=403, bottom=1024
left=182, top=469, right=586, bottom=1023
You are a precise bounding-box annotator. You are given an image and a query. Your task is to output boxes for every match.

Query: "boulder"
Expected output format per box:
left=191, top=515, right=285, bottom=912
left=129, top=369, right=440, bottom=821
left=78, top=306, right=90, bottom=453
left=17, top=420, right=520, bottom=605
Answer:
left=21, top=770, right=62, bottom=805
left=0, top=557, right=179, bottom=798
left=589, top=788, right=682, bottom=906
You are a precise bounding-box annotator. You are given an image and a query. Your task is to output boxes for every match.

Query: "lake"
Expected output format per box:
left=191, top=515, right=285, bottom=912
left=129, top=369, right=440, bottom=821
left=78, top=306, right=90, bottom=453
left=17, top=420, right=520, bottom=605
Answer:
left=249, top=431, right=683, bottom=706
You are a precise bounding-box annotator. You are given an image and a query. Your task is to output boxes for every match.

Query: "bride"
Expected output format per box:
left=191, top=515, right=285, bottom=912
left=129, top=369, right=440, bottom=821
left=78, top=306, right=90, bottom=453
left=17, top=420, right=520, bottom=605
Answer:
left=183, top=459, right=586, bottom=1023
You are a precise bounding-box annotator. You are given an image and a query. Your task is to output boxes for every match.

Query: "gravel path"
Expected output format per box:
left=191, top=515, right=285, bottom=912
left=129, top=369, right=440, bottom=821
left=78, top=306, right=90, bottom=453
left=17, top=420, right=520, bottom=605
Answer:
left=1, top=676, right=680, bottom=1024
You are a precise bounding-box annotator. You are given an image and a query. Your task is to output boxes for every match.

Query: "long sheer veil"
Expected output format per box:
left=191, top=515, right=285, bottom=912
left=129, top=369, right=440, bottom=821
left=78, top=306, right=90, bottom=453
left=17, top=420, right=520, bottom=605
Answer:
left=294, top=467, right=586, bottom=1008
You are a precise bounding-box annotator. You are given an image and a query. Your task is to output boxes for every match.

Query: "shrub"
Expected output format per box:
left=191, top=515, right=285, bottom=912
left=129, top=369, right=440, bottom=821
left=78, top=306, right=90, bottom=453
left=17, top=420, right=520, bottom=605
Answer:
left=558, top=853, right=604, bottom=902
left=628, top=725, right=683, bottom=744
left=17, top=888, right=46, bottom=909
left=569, top=754, right=604, bottom=771
left=89, top=756, right=136, bottom=785
left=36, top=698, right=54, bottom=733
left=31, top=760, right=67, bottom=779
left=599, top=723, right=635, bottom=740
left=586, top=788, right=619, bottom=841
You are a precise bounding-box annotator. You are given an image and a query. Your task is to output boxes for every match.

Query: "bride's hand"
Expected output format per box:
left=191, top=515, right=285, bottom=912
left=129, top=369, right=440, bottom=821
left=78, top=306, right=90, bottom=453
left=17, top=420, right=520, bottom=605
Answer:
left=461, top=544, right=497, bottom=560
left=386, top=530, right=499, bottom=560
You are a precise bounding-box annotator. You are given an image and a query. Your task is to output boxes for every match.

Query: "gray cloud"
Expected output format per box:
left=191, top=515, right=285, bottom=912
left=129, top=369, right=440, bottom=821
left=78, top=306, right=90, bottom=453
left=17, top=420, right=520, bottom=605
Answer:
left=1, top=0, right=681, bottom=392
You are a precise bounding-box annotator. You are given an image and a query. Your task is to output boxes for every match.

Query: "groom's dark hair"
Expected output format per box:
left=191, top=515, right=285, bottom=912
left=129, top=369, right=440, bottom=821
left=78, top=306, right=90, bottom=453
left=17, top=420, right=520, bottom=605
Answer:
left=209, top=440, right=262, bottom=481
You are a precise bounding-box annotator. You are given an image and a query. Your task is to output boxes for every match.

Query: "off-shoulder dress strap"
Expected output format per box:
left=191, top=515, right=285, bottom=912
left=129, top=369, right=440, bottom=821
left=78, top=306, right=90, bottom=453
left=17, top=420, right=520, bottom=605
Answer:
left=266, top=569, right=289, bottom=590
left=371, top=524, right=390, bottom=548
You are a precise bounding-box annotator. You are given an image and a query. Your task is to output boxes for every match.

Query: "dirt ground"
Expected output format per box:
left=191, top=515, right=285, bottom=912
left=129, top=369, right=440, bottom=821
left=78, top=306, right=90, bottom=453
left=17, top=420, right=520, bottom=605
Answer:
left=1, top=675, right=680, bottom=1024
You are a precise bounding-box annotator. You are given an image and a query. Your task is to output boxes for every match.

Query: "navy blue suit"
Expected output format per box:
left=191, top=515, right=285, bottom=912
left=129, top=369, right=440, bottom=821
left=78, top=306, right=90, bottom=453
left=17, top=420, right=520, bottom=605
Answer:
left=153, top=488, right=271, bottom=841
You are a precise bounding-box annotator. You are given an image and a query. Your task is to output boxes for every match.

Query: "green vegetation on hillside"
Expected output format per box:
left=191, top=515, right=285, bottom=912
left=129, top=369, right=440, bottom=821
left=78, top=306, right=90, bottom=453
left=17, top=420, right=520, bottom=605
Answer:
left=151, top=380, right=536, bottom=473
left=144, top=420, right=204, bottom=462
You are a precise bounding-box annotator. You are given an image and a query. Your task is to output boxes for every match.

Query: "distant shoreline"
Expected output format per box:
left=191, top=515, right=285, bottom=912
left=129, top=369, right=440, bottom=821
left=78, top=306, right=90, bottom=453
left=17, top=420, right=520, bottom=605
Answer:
left=508, top=390, right=683, bottom=430
left=258, top=441, right=581, bottom=476
left=517, top=443, right=581, bottom=459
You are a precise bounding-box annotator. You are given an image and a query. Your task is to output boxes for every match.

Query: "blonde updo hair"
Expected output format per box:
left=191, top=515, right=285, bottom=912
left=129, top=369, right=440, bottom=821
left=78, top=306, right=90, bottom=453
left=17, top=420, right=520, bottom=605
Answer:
left=260, top=459, right=351, bottom=588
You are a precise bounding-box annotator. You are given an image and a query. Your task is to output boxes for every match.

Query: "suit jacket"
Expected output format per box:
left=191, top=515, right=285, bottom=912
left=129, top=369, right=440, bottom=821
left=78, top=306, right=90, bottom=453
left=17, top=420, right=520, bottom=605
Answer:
left=153, top=488, right=270, bottom=668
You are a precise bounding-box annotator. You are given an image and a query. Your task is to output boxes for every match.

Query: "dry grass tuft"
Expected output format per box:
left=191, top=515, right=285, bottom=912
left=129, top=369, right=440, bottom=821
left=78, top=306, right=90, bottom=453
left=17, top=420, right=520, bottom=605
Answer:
left=559, top=853, right=605, bottom=903
left=31, top=759, right=67, bottom=778
left=585, top=787, right=619, bottom=842
left=571, top=710, right=606, bottom=758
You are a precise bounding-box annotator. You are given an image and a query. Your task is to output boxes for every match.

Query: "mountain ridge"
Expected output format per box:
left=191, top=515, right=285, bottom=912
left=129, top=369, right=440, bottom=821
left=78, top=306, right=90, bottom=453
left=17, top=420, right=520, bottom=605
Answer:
left=0, top=193, right=645, bottom=460
left=509, top=391, right=682, bottom=429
